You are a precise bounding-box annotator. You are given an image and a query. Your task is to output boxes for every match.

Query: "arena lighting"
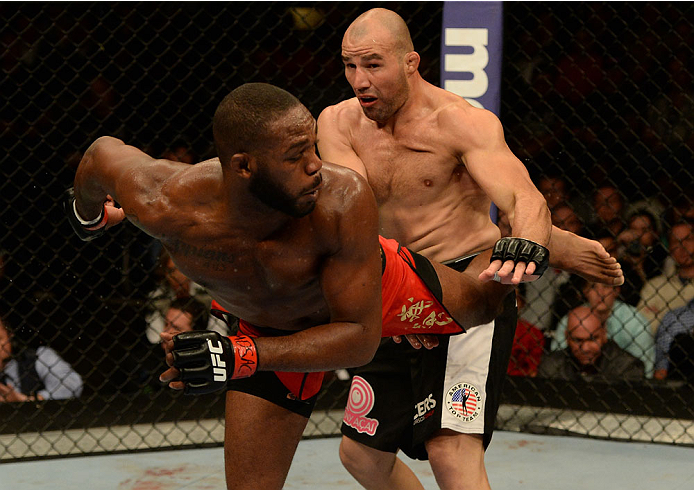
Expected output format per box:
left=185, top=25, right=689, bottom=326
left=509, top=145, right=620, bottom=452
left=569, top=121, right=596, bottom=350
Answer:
left=289, top=7, right=324, bottom=30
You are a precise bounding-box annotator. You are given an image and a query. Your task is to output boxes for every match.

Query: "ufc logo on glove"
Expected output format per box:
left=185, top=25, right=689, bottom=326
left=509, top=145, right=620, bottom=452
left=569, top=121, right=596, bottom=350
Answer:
left=207, top=339, right=227, bottom=382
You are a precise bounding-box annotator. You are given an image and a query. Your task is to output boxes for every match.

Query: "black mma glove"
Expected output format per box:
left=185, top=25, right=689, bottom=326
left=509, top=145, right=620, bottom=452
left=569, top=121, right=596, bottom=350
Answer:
left=171, top=331, right=258, bottom=395
left=490, top=237, right=550, bottom=279
left=64, top=187, right=108, bottom=241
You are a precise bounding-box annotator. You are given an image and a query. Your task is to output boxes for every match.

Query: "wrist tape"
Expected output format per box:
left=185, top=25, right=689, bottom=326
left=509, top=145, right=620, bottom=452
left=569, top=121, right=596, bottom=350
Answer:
left=230, top=335, right=258, bottom=379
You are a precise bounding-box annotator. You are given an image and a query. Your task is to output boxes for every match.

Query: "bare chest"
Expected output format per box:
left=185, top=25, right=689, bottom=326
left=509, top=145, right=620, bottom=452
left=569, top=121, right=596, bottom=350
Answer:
left=352, top=127, right=464, bottom=205
left=162, top=234, right=326, bottom=324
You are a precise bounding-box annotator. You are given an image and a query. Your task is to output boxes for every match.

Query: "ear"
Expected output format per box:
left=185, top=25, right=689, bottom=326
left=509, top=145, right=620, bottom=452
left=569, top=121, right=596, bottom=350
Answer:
left=404, top=51, right=420, bottom=74
left=230, top=153, right=253, bottom=178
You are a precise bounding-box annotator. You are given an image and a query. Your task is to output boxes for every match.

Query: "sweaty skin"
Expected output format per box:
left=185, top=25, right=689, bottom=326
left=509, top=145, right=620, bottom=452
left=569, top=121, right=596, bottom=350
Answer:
left=73, top=113, right=384, bottom=376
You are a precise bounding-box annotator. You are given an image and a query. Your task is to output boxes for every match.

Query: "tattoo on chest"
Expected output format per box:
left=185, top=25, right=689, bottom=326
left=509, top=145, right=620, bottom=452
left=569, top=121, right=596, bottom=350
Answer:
left=170, top=239, right=235, bottom=271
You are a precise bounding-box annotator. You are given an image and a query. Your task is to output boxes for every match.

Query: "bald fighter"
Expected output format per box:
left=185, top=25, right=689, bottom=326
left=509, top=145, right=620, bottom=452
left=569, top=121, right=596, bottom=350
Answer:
left=67, top=83, right=516, bottom=490
left=318, top=8, right=623, bottom=490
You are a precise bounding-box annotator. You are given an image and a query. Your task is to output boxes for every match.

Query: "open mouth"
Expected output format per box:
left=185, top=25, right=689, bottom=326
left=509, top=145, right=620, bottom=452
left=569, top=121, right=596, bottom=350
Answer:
left=359, top=96, right=378, bottom=107
left=303, top=180, right=322, bottom=196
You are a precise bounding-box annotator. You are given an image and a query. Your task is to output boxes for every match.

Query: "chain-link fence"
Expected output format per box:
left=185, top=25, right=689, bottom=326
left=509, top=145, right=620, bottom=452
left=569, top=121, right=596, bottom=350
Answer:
left=1, top=2, right=693, bottom=461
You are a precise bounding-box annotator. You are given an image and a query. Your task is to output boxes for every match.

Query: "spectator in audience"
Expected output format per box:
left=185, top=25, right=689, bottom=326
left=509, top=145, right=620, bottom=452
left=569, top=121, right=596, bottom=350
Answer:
left=538, top=306, right=645, bottom=380
left=586, top=185, right=625, bottom=238
left=654, top=298, right=694, bottom=380
left=0, top=315, right=83, bottom=402
left=537, top=174, right=569, bottom=211
left=160, top=297, right=210, bottom=346
left=139, top=297, right=212, bottom=392
left=616, top=208, right=667, bottom=282
left=592, top=227, right=619, bottom=257
left=638, top=219, right=694, bottom=334
left=508, top=285, right=545, bottom=377
left=551, top=276, right=654, bottom=377
left=551, top=203, right=584, bottom=236
left=144, top=250, right=229, bottom=344
left=592, top=228, right=642, bottom=306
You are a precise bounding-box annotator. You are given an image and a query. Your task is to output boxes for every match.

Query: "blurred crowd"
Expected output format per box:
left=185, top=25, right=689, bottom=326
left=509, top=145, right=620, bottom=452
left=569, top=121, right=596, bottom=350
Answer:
left=506, top=177, right=694, bottom=383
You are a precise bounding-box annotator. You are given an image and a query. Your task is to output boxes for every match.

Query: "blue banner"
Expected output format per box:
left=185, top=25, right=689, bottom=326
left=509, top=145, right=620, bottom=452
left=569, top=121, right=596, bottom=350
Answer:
left=440, top=1, right=503, bottom=116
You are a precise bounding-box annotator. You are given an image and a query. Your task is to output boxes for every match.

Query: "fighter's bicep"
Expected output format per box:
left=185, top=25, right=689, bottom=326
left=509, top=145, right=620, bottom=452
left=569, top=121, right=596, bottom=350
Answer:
left=319, top=191, right=381, bottom=327
left=319, top=238, right=382, bottom=328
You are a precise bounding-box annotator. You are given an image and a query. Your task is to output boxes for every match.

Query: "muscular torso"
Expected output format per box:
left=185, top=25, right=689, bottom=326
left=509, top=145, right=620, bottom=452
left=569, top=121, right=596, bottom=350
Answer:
left=141, top=162, right=345, bottom=331
left=334, top=91, right=500, bottom=262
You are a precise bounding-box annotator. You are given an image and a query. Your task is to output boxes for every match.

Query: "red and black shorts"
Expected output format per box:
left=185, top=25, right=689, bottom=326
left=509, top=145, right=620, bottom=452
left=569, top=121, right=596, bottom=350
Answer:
left=210, top=308, right=324, bottom=419
left=210, top=236, right=466, bottom=419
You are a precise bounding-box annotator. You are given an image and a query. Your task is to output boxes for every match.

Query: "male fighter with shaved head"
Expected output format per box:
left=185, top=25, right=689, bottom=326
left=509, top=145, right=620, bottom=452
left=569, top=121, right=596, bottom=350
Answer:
left=318, top=8, right=623, bottom=490
left=67, top=82, right=520, bottom=489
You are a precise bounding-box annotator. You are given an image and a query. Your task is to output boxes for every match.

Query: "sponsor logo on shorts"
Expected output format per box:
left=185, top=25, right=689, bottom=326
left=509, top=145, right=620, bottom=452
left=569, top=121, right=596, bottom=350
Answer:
left=413, top=393, right=436, bottom=425
left=343, top=376, right=379, bottom=436
left=445, top=382, right=482, bottom=422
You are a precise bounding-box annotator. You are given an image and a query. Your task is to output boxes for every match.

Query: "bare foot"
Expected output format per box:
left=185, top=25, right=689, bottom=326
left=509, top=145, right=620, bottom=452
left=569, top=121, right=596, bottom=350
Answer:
left=549, top=227, right=624, bottom=285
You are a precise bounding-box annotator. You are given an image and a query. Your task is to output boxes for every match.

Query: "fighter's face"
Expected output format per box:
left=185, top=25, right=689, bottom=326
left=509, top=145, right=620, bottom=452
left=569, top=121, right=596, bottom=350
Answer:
left=250, top=106, right=323, bottom=218
left=341, top=41, right=410, bottom=123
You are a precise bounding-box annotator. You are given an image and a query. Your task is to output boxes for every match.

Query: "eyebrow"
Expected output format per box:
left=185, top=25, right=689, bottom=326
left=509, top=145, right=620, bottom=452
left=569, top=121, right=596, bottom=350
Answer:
left=342, top=53, right=385, bottom=62
left=284, top=136, right=314, bottom=154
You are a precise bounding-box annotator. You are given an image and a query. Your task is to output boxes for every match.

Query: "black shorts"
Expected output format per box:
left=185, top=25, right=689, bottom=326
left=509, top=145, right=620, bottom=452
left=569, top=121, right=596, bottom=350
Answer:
left=227, top=371, right=319, bottom=419
left=341, top=255, right=517, bottom=460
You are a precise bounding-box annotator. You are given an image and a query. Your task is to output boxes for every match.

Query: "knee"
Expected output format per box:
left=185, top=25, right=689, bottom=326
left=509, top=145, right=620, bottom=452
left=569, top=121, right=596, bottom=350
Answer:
left=339, top=436, right=393, bottom=476
left=339, top=437, right=368, bottom=473
left=426, top=432, right=484, bottom=472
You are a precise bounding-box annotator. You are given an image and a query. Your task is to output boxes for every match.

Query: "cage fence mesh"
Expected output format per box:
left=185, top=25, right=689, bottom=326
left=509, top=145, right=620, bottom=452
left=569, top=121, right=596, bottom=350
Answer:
left=1, top=1, right=693, bottom=461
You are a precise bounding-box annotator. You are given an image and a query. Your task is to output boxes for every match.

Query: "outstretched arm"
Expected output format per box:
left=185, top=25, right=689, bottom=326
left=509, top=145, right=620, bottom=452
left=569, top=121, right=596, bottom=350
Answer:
left=450, top=107, right=551, bottom=283
left=72, top=136, right=187, bottom=238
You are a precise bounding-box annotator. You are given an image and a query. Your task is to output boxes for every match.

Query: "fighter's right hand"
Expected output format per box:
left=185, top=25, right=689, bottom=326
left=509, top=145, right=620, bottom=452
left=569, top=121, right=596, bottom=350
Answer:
left=64, top=187, right=125, bottom=241
left=160, top=331, right=258, bottom=395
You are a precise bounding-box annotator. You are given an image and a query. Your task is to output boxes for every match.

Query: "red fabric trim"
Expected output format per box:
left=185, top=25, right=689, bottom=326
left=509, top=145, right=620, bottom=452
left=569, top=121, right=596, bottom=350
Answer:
left=379, top=236, right=465, bottom=336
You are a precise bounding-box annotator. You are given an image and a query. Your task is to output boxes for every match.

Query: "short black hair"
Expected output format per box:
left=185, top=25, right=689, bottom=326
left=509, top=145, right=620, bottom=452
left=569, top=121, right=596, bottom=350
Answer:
left=168, top=297, right=209, bottom=331
left=213, top=83, right=303, bottom=164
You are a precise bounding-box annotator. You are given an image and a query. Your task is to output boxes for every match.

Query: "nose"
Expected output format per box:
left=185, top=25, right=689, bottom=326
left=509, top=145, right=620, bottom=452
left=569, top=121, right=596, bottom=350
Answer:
left=351, top=67, right=371, bottom=91
left=580, top=340, right=599, bottom=355
left=306, top=153, right=322, bottom=176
